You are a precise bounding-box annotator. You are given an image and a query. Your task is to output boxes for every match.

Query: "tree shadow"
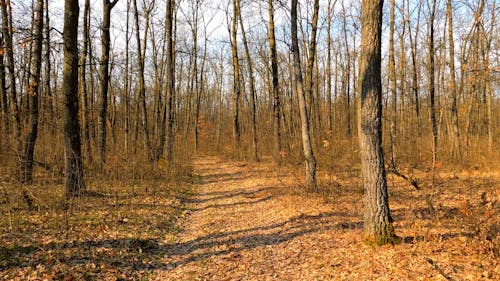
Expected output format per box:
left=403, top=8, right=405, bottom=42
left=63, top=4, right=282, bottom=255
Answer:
left=188, top=195, right=275, bottom=212
left=0, top=212, right=360, bottom=271
left=181, top=187, right=273, bottom=204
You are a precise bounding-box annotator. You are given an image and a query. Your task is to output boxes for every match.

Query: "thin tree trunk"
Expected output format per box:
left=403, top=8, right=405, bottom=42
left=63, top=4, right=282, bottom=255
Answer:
left=446, top=0, right=460, bottom=160
left=21, top=0, right=43, bottom=184
left=388, top=0, right=397, bottom=164
left=238, top=2, right=258, bottom=161
left=231, top=0, right=241, bottom=146
left=165, top=0, right=175, bottom=162
left=98, top=0, right=118, bottom=167
left=133, top=0, right=153, bottom=160
left=291, top=0, right=317, bottom=191
left=0, top=36, right=8, bottom=139
left=80, top=0, right=92, bottom=163
left=43, top=0, right=54, bottom=134
left=1, top=0, right=20, bottom=151
left=428, top=0, right=438, bottom=185
left=269, top=0, right=282, bottom=163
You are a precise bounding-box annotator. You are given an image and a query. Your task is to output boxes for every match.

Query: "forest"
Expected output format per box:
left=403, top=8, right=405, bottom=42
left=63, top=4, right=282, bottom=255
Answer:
left=0, top=0, right=498, bottom=279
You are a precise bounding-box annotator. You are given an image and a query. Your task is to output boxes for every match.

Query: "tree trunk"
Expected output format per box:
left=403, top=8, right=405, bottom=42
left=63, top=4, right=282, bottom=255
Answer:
left=80, top=0, right=92, bottom=163
left=165, top=0, right=175, bottom=162
left=446, top=0, right=460, bottom=160
left=428, top=0, right=438, bottom=184
left=1, top=0, right=20, bottom=151
left=238, top=3, right=258, bottom=161
left=0, top=36, right=8, bottom=139
left=388, top=0, right=397, bottom=164
left=133, top=0, right=153, bottom=160
left=291, top=0, right=317, bottom=191
left=63, top=0, right=85, bottom=197
left=269, top=0, right=281, bottom=164
left=358, top=0, right=399, bottom=245
left=98, top=0, right=118, bottom=167
left=231, top=0, right=241, bottom=146
left=21, top=0, right=43, bottom=184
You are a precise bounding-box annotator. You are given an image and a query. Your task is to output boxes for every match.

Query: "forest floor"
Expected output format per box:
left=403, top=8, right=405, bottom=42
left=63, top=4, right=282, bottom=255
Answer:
left=1, top=156, right=499, bottom=280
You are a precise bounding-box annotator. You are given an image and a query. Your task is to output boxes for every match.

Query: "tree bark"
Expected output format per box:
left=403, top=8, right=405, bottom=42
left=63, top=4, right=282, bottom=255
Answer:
left=291, top=0, right=317, bottom=191
left=231, top=0, right=241, bottom=146
left=165, top=0, right=175, bottom=162
left=358, top=0, right=399, bottom=245
left=1, top=0, right=20, bottom=151
left=21, top=0, right=43, bottom=184
left=446, top=0, right=460, bottom=160
left=98, top=0, right=118, bottom=167
left=63, top=0, right=85, bottom=197
left=80, top=0, right=92, bottom=163
left=269, top=0, right=282, bottom=164
left=428, top=0, right=438, bottom=184
left=237, top=2, right=258, bottom=161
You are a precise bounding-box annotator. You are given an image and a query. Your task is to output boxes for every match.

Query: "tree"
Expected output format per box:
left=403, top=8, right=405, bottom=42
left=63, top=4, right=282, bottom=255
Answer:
left=291, top=0, right=317, bottom=191
left=388, top=0, right=397, bottom=164
left=358, top=0, right=399, bottom=245
left=238, top=0, right=258, bottom=161
left=80, top=0, right=92, bottom=163
left=1, top=0, right=20, bottom=152
left=21, top=0, right=43, bottom=183
left=428, top=0, right=438, bottom=184
left=268, top=0, right=282, bottom=164
left=230, top=0, right=241, bottom=146
left=133, top=0, right=154, bottom=160
left=63, top=0, right=85, bottom=197
left=98, top=0, right=118, bottom=166
left=165, top=0, right=175, bottom=162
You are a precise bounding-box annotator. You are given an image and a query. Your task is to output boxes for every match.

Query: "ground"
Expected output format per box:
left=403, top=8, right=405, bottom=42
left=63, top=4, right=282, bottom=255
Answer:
left=1, top=156, right=498, bottom=280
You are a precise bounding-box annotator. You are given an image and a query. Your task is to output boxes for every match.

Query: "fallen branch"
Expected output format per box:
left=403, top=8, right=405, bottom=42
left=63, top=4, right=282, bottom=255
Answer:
left=425, top=257, right=454, bottom=281
left=387, top=161, right=420, bottom=190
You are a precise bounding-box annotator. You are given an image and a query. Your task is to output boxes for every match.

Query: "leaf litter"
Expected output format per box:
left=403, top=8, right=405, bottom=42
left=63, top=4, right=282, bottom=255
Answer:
left=1, top=156, right=498, bottom=280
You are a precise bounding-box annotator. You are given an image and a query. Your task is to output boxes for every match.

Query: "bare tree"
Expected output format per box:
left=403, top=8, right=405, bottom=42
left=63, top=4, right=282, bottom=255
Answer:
left=291, top=0, right=317, bottom=191
left=358, top=0, right=399, bottom=245
left=21, top=0, right=43, bottom=183
left=269, top=0, right=282, bottom=163
left=230, top=0, right=241, bottom=146
left=98, top=0, right=119, bottom=166
left=63, top=0, right=85, bottom=197
left=238, top=0, right=258, bottom=161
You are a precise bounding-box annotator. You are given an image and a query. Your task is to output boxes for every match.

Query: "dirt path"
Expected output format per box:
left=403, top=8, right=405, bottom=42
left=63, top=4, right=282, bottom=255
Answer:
left=157, top=157, right=398, bottom=280
left=155, top=156, right=498, bottom=280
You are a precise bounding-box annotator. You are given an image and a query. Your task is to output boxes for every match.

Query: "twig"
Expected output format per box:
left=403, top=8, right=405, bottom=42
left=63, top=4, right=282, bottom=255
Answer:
left=387, top=161, right=420, bottom=190
left=425, top=257, right=454, bottom=280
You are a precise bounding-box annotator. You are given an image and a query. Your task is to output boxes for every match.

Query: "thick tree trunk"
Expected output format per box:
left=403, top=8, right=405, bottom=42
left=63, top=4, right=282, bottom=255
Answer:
left=358, top=0, right=399, bottom=245
left=63, top=0, right=85, bottom=197
left=291, top=0, right=317, bottom=191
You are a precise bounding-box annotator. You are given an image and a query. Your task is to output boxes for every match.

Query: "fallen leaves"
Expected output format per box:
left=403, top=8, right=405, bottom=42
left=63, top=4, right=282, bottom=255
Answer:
left=1, top=156, right=498, bottom=280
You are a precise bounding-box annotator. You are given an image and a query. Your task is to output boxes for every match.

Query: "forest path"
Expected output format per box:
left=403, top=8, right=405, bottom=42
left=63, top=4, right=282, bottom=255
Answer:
left=159, top=156, right=384, bottom=280
left=156, top=156, right=498, bottom=280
